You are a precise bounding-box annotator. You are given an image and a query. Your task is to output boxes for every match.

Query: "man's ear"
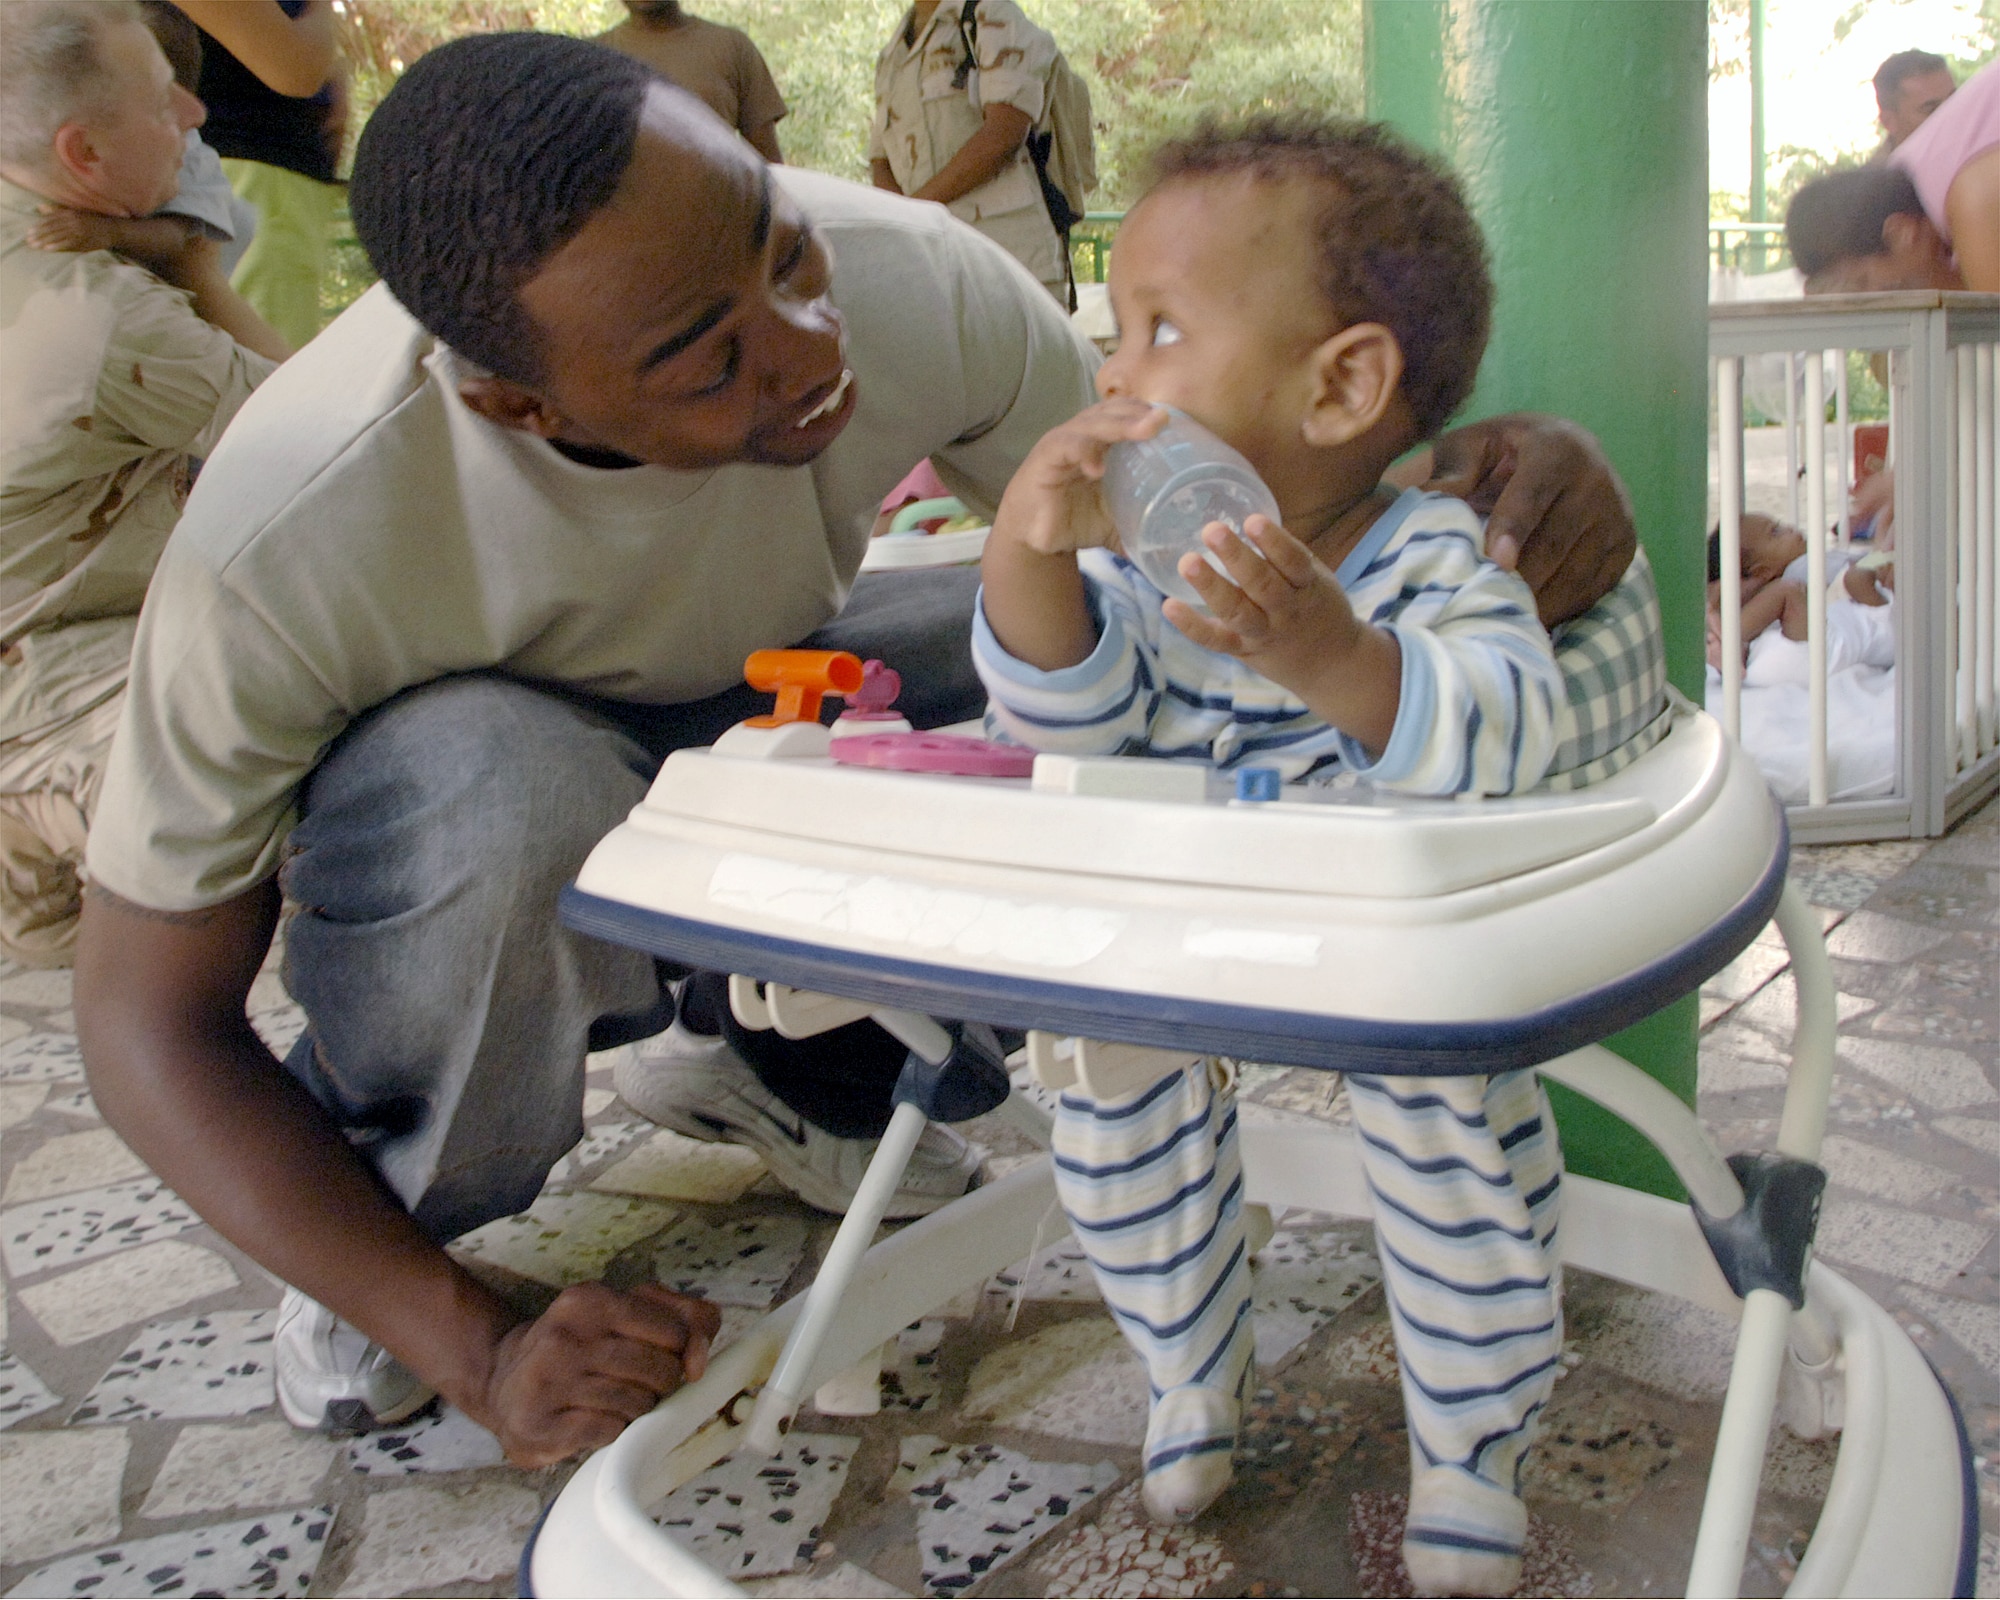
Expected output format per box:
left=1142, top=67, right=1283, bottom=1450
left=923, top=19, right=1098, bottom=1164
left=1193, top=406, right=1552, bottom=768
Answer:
left=50, top=122, right=102, bottom=192
left=458, top=375, right=568, bottom=438
left=1302, top=322, right=1404, bottom=449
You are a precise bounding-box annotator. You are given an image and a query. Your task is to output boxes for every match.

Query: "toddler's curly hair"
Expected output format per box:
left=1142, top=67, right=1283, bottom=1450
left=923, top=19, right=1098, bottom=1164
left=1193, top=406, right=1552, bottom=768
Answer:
left=1148, top=116, right=1493, bottom=441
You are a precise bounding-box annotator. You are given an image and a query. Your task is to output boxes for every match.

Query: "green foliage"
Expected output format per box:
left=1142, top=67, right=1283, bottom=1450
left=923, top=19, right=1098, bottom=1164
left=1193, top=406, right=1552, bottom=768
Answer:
left=592, top=1, right=905, bottom=179
left=587, top=0, right=1361, bottom=203
left=319, top=0, right=1365, bottom=320
left=335, top=0, right=1362, bottom=200
left=1955, top=0, right=2000, bottom=74
left=1067, top=0, right=1363, bottom=207
left=1845, top=347, right=1889, bottom=422
left=1709, top=0, right=1748, bottom=80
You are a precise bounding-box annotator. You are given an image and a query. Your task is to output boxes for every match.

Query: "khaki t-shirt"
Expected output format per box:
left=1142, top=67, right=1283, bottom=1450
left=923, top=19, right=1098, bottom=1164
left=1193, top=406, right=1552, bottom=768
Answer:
left=86, top=168, right=1098, bottom=911
left=0, top=179, right=273, bottom=769
left=597, top=14, right=787, bottom=143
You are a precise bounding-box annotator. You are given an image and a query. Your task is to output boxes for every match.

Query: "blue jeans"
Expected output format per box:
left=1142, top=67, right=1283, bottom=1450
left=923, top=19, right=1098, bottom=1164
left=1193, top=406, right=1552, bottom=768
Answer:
left=275, top=570, right=985, bottom=1243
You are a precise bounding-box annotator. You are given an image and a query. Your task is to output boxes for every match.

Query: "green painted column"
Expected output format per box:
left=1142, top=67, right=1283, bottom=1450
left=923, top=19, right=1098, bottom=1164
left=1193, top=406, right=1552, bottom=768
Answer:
left=1366, top=0, right=1708, bottom=1198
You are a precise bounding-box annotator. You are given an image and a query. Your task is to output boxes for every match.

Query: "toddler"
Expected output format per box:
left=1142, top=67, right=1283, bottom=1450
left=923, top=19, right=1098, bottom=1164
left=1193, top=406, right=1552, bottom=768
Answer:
left=975, top=117, right=1569, bottom=1596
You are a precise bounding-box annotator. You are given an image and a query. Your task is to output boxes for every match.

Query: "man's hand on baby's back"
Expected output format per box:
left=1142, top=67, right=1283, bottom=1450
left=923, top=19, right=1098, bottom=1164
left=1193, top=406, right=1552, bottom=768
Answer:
left=1165, top=515, right=1401, bottom=755
left=1424, top=414, right=1638, bottom=630
left=469, top=1281, right=721, bottom=1468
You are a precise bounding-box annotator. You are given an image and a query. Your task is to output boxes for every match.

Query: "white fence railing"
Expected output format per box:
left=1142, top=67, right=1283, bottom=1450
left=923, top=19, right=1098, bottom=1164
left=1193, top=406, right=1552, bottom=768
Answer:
left=1710, top=291, right=2000, bottom=843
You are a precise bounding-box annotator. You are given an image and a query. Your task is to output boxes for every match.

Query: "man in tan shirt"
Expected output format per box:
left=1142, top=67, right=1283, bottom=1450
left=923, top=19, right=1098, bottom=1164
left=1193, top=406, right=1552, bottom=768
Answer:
left=597, top=0, right=786, bottom=162
left=0, top=0, right=281, bottom=964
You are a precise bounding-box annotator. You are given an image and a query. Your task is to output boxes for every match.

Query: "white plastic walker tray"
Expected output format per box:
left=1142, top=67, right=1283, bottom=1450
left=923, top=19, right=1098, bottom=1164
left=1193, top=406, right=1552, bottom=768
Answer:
left=566, top=710, right=1785, bottom=1073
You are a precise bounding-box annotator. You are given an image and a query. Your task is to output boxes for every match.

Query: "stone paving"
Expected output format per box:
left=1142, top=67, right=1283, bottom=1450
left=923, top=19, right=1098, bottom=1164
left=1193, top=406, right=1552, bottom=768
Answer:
left=0, top=798, right=1991, bottom=1597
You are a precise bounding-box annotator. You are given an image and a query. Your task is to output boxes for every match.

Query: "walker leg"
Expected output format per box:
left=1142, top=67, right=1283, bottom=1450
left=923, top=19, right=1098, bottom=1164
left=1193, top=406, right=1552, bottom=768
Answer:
left=1776, top=1291, right=1843, bottom=1439
left=746, top=1099, right=930, bottom=1453
left=1686, top=1287, right=1796, bottom=1598
left=1684, top=882, right=1838, bottom=1596
left=813, top=1341, right=888, bottom=1417
left=1771, top=882, right=1836, bottom=1163
left=745, top=1008, right=1002, bottom=1454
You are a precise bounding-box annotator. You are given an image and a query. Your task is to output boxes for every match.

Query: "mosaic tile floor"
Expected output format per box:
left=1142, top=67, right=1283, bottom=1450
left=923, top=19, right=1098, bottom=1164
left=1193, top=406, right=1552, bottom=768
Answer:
left=0, top=798, right=1992, bottom=1597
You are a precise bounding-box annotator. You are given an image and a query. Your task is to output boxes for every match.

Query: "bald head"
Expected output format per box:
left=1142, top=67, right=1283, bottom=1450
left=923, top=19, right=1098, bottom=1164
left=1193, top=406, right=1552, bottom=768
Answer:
left=350, top=30, right=738, bottom=384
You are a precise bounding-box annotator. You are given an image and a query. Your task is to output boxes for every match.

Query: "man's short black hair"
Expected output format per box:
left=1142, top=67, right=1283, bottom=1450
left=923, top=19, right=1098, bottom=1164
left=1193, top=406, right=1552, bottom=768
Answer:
left=1874, top=49, right=1951, bottom=108
left=1785, top=167, right=1924, bottom=278
left=1146, top=116, right=1492, bottom=442
left=349, top=32, right=653, bottom=385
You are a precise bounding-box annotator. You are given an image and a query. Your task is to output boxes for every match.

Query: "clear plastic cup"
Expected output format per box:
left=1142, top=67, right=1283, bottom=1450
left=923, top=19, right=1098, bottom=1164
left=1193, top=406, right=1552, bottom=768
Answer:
left=1100, top=406, right=1281, bottom=606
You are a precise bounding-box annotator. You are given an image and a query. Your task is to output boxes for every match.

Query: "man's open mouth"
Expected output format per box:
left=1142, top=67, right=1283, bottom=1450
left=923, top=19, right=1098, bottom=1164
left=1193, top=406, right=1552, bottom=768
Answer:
left=795, top=369, right=852, bottom=429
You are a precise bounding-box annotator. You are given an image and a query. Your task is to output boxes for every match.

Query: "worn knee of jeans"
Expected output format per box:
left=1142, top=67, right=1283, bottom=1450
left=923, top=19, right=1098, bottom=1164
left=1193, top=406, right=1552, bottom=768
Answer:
left=277, top=675, right=664, bottom=1236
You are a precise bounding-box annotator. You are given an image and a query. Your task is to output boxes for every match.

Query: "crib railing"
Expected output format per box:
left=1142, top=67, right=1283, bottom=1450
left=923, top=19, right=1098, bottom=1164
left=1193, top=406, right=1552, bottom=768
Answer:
left=1710, top=291, right=2000, bottom=842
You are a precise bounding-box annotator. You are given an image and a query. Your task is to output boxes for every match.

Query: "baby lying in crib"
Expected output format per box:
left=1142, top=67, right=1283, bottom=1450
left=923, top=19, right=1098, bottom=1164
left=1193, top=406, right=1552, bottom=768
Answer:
left=1706, top=513, right=1898, bottom=802
left=1705, top=512, right=1894, bottom=676
left=974, top=115, right=1574, bottom=1596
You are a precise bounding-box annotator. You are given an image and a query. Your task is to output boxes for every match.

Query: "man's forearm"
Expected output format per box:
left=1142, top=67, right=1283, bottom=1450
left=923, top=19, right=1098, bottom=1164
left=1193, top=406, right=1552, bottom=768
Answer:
left=916, top=105, right=1032, bottom=207
left=76, top=885, right=510, bottom=1416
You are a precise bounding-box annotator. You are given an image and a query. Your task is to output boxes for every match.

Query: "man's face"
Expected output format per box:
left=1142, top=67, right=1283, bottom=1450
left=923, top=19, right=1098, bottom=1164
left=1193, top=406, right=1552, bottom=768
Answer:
left=74, top=21, right=203, bottom=216
left=1880, top=69, right=1956, bottom=146
left=511, top=88, right=852, bottom=471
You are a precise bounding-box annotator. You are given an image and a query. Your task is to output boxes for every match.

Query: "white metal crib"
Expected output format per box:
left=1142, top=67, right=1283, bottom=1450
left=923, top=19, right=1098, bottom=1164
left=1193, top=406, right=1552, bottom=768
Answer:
left=1711, top=289, right=2000, bottom=841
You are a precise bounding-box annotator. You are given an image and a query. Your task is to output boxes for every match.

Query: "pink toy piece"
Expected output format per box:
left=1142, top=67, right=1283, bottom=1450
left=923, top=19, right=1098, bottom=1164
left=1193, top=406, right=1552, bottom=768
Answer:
left=828, top=731, right=1037, bottom=777
left=853, top=660, right=903, bottom=713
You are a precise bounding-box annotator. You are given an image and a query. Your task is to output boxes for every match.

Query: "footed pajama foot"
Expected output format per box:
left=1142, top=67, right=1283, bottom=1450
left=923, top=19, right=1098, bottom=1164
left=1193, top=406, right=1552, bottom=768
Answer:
left=1140, top=1365, right=1252, bottom=1524
left=1402, top=1464, right=1526, bottom=1598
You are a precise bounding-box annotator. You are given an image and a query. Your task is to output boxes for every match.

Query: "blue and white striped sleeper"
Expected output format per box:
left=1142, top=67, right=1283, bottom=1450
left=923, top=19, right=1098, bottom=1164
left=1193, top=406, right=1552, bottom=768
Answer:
left=975, top=490, right=1568, bottom=1575
left=974, top=488, right=1563, bottom=794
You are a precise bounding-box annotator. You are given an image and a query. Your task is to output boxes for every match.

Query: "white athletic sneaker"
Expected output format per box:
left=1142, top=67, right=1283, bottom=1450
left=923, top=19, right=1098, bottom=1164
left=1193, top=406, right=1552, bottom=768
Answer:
left=274, top=1287, right=436, bottom=1435
left=613, top=1021, right=985, bottom=1219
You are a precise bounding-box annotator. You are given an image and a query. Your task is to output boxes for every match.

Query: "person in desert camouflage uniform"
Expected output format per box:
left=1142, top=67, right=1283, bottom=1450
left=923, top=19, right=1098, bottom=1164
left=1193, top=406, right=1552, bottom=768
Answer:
left=0, top=0, right=280, bottom=963
left=870, top=0, right=1066, bottom=301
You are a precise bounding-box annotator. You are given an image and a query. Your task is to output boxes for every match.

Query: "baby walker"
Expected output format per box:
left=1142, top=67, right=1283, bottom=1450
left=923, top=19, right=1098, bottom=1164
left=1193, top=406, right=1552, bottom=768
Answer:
left=525, top=649, right=1977, bottom=1598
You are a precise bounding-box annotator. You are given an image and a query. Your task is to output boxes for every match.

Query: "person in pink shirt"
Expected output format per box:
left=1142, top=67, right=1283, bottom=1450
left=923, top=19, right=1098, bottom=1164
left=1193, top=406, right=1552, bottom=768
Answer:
left=1787, top=60, right=2000, bottom=292
left=1891, top=57, right=2000, bottom=286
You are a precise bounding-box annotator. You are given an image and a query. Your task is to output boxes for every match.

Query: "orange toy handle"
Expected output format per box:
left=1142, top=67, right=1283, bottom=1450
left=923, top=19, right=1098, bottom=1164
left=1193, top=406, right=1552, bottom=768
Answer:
left=743, top=649, right=865, bottom=727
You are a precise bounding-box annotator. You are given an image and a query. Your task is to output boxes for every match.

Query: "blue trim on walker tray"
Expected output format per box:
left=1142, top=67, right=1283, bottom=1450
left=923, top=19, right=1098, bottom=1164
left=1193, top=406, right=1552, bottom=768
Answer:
left=559, top=802, right=1786, bottom=1075
left=1930, top=1349, right=1981, bottom=1597
left=516, top=1499, right=551, bottom=1598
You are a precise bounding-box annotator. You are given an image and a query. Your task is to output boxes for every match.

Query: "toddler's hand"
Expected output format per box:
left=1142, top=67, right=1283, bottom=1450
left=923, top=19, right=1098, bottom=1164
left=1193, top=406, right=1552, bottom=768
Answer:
left=991, top=397, right=1169, bottom=559
left=1164, top=515, right=1371, bottom=695
left=27, top=205, right=116, bottom=254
